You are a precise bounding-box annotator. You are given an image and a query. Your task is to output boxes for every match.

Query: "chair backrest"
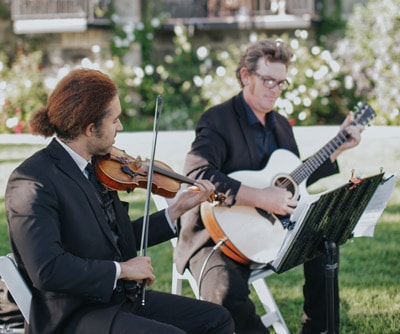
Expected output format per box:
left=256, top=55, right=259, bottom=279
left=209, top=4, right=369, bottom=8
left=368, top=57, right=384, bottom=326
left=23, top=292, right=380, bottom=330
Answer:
left=0, top=255, right=31, bottom=324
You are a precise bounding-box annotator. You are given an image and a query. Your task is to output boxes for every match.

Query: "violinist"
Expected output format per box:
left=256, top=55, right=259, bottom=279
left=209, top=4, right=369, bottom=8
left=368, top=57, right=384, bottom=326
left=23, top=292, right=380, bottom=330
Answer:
left=5, top=68, right=234, bottom=334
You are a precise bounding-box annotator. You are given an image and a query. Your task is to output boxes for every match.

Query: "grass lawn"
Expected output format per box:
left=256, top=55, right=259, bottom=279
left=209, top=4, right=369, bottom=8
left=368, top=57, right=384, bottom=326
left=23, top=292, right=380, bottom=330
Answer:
left=0, top=129, right=399, bottom=333
left=146, top=192, right=400, bottom=334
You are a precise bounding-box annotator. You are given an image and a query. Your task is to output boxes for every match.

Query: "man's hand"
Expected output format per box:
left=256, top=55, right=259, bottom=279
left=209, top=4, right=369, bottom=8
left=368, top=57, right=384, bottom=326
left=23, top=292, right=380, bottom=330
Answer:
left=330, top=113, right=364, bottom=162
left=236, top=184, right=298, bottom=216
left=119, top=256, right=155, bottom=287
left=167, top=179, right=216, bottom=222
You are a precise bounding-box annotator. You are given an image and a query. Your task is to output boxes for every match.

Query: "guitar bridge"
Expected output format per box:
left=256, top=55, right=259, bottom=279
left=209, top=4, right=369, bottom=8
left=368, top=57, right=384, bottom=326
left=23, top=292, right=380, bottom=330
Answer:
left=286, top=219, right=296, bottom=230
left=279, top=214, right=295, bottom=230
left=255, top=208, right=295, bottom=230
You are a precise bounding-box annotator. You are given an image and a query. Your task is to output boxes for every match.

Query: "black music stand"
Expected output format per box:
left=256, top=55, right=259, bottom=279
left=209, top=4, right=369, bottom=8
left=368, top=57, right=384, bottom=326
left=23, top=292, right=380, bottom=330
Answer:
left=271, top=172, right=387, bottom=334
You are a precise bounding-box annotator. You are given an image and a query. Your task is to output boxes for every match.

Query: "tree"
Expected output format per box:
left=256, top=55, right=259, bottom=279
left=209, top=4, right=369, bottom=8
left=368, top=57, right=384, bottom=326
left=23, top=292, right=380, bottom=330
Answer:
left=334, top=0, right=400, bottom=125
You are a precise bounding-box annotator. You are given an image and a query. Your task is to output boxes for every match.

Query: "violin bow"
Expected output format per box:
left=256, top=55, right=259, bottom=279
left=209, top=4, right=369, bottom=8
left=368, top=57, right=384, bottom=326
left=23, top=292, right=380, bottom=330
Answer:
left=139, top=95, right=164, bottom=305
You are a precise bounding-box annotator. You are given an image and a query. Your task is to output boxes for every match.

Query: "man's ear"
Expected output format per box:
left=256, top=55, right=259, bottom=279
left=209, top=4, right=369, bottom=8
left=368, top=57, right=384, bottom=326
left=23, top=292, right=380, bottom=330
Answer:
left=85, top=123, right=96, bottom=137
left=240, top=67, right=251, bottom=86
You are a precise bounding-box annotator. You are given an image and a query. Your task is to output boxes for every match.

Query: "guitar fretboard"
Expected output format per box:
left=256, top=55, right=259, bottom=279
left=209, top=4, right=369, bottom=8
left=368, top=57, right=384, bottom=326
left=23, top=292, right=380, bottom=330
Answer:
left=288, top=103, right=375, bottom=185
left=290, top=129, right=349, bottom=184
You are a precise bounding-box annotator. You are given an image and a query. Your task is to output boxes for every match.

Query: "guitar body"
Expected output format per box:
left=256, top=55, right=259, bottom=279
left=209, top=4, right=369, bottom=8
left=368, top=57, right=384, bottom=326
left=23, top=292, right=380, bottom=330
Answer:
left=200, top=103, right=376, bottom=265
left=201, top=149, right=308, bottom=265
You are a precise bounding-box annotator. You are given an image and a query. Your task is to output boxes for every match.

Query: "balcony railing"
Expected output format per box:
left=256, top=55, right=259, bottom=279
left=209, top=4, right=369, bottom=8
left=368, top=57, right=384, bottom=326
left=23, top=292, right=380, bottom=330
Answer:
left=10, top=0, right=318, bottom=34
left=160, top=0, right=319, bottom=30
left=161, top=0, right=317, bottom=18
left=11, top=0, right=111, bottom=34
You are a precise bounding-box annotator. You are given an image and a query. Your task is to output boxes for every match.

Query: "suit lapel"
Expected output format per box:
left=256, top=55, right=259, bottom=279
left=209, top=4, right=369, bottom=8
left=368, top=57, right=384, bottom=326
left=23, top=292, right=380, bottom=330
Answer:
left=233, top=95, right=260, bottom=168
left=273, top=115, right=300, bottom=156
left=46, top=139, right=121, bottom=252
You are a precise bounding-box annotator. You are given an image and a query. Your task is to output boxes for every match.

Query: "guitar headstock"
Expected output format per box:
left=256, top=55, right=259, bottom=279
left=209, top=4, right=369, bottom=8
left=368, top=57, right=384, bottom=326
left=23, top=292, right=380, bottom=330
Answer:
left=351, top=102, right=376, bottom=127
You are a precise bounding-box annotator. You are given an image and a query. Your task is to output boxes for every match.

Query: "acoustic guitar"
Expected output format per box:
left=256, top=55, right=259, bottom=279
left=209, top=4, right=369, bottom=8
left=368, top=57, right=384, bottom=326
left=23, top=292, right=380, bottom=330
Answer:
left=200, top=103, right=376, bottom=265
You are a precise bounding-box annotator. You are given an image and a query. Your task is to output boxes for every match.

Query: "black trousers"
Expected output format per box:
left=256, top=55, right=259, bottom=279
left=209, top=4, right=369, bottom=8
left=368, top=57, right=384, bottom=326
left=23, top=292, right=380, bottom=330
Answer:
left=189, top=247, right=339, bottom=334
left=69, top=290, right=234, bottom=334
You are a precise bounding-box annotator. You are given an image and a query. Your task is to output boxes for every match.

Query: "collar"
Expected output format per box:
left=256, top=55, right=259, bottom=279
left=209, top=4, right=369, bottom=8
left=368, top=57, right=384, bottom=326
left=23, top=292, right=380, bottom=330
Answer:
left=55, top=137, right=90, bottom=173
left=239, top=92, right=276, bottom=129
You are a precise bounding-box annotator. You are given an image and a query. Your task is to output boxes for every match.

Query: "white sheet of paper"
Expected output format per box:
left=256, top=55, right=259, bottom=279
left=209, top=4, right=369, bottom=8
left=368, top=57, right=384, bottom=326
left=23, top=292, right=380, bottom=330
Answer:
left=352, top=174, right=397, bottom=237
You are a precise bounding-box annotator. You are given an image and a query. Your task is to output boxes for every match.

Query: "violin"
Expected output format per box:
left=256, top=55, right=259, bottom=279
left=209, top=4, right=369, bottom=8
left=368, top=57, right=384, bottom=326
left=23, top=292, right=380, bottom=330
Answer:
left=94, top=146, right=224, bottom=202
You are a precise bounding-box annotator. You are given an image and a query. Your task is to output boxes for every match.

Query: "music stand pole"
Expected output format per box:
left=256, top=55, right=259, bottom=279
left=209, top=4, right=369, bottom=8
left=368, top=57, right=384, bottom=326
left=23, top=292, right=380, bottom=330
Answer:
left=324, top=240, right=338, bottom=334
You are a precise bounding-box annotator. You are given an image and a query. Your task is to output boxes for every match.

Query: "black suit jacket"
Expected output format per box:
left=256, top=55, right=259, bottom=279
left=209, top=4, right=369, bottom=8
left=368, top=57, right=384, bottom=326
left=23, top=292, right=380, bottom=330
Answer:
left=5, top=138, right=175, bottom=334
left=174, top=93, right=339, bottom=273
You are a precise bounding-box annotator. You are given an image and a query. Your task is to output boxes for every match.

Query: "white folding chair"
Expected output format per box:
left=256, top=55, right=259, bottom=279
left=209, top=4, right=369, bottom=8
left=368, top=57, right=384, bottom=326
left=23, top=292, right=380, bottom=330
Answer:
left=249, top=267, right=289, bottom=333
left=0, top=254, right=31, bottom=327
left=152, top=194, right=290, bottom=334
left=169, top=237, right=200, bottom=299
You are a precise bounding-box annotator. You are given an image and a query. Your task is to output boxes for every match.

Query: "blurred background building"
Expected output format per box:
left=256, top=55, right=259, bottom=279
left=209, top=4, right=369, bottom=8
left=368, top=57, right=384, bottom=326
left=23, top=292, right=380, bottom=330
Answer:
left=3, top=0, right=366, bottom=68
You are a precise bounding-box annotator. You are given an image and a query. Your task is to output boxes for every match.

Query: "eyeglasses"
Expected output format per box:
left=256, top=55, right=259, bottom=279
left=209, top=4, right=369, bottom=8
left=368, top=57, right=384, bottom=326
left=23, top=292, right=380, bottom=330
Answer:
left=251, top=71, right=290, bottom=90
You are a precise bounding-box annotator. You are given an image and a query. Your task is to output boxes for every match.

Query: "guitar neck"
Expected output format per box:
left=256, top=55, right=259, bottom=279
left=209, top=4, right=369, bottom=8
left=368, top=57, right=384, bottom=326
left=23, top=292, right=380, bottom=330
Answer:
left=288, top=103, right=375, bottom=185
left=290, top=128, right=350, bottom=185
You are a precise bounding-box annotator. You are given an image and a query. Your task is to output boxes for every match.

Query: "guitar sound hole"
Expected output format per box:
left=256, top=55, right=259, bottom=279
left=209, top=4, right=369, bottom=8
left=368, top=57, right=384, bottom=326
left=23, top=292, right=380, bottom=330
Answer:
left=274, top=177, right=295, bottom=198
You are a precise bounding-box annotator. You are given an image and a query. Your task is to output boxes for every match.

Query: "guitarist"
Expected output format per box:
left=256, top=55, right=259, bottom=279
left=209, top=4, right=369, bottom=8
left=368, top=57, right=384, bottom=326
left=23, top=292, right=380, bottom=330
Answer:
left=174, top=39, right=364, bottom=334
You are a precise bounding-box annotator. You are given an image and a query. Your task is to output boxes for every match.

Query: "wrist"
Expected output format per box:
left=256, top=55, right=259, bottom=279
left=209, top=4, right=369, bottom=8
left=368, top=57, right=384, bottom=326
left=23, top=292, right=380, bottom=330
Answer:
left=119, top=261, right=128, bottom=280
left=167, top=204, right=183, bottom=223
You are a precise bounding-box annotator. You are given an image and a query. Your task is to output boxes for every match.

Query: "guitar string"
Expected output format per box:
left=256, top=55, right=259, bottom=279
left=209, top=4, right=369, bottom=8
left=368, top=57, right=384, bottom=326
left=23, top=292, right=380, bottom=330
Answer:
left=267, top=105, right=374, bottom=196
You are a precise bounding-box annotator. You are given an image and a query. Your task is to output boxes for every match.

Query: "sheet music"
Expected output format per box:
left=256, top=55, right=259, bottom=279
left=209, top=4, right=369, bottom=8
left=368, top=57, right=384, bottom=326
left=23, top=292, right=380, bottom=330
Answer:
left=271, top=189, right=334, bottom=270
left=271, top=198, right=316, bottom=271
left=352, top=174, right=397, bottom=237
left=270, top=172, right=391, bottom=274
